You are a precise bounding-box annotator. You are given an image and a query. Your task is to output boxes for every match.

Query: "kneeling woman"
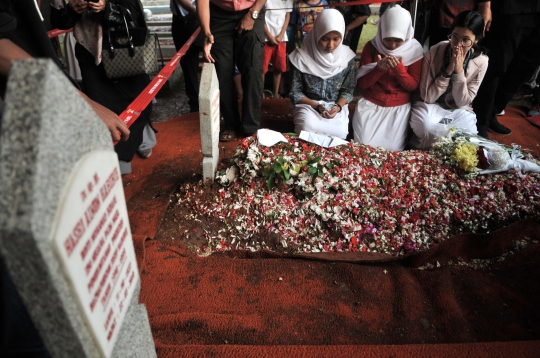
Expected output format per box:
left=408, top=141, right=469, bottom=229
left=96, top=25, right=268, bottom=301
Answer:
left=352, top=5, right=424, bottom=151
left=288, top=9, right=356, bottom=139
left=409, top=10, right=488, bottom=149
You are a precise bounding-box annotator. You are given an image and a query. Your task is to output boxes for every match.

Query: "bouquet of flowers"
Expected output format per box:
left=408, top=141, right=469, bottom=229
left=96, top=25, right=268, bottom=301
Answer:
left=431, top=128, right=540, bottom=177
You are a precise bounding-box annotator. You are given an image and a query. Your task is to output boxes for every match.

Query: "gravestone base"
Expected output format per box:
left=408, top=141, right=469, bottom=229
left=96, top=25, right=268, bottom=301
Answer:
left=202, top=156, right=219, bottom=180
left=112, top=280, right=155, bottom=357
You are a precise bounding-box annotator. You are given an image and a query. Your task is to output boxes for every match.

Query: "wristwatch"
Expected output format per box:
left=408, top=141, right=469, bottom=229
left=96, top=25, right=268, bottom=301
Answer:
left=250, top=9, right=259, bottom=19
left=440, top=70, right=453, bottom=79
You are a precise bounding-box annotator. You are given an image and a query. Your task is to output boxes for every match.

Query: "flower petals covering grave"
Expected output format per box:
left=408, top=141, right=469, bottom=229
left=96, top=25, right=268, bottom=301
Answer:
left=175, top=135, right=540, bottom=255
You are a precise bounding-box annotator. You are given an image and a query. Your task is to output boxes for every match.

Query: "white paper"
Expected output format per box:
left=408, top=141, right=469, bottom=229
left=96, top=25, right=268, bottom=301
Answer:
left=479, top=159, right=540, bottom=175
left=257, top=129, right=289, bottom=147
left=299, top=130, right=348, bottom=148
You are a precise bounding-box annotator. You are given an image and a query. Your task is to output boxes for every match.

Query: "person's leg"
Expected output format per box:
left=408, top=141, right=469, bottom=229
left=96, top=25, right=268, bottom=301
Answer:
left=379, top=2, right=390, bottom=17
left=529, top=84, right=540, bottom=116
left=262, top=43, right=273, bottom=97
left=210, top=4, right=243, bottom=133
left=1, top=259, right=51, bottom=358
left=492, top=14, right=540, bottom=116
left=524, top=64, right=540, bottom=89
left=286, top=24, right=296, bottom=54
left=172, top=14, right=201, bottom=112
left=273, top=72, right=281, bottom=99
left=235, top=9, right=265, bottom=134
left=348, top=24, right=363, bottom=53
left=272, top=42, right=287, bottom=98
left=409, top=101, right=445, bottom=149
left=472, top=13, right=529, bottom=137
left=234, top=71, right=243, bottom=99
left=137, top=124, right=157, bottom=158
left=183, top=15, right=203, bottom=112
left=75, top=43, right=149, bottom=166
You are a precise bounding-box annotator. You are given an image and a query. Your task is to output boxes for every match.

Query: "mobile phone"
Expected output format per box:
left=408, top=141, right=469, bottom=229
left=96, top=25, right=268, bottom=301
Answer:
left=87, top=0, right=99, bottom=3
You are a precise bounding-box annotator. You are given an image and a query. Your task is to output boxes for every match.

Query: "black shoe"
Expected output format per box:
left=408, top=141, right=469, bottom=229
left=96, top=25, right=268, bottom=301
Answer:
left=488, top=118, right=511, bottom=135
left=477, top=128, right=489, bottom=139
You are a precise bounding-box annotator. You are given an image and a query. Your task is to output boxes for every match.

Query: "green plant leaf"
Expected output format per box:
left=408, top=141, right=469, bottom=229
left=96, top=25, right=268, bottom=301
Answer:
left=284, top=169, right=290, bottom=180
left=274, top=162, right=282, bottom=173
left=308, top=167, right=317, bottom=175
left=267, top=173, right=275, bottom=190
left=277, top=157, right=284, bottom=165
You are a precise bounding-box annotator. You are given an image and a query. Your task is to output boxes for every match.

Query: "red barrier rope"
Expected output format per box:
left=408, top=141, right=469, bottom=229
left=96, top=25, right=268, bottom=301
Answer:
left=114, top=27, right=201, bottom=145
left=47, top=28, right=72, bottom=38
left=266, top=0, right=409, bottom=11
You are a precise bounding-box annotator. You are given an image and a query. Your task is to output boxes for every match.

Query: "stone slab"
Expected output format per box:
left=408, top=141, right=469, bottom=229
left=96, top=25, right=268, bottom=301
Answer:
left=0, top=59, right=155, bottom=358
left=199, top=63, right=220, bottom=156
left=198, top=63, right=220, bottom=181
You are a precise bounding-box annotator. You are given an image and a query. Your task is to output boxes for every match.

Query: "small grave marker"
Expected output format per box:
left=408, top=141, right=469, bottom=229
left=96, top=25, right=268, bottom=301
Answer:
left=198, top=63, right=220, bottom=182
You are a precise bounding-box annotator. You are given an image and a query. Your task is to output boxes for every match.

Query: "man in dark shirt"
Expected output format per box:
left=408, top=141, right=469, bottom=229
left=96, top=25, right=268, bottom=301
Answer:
left=197, top=0, right=267, bottom=141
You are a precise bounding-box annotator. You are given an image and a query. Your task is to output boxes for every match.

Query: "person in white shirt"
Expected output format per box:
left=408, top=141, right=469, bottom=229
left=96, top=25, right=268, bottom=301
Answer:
left=263, top=0, right=293, bottom=98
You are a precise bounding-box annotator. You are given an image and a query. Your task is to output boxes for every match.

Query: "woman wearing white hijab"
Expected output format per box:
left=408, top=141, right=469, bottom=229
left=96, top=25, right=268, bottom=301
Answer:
left=352, top=5, right=423, bottom=151
left=288, top=9, right=356, bottom=139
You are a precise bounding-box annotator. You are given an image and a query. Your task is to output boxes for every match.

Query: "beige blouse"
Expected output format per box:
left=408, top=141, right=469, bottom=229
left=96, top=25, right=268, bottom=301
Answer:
left=419, top=41, right=488, bottom=111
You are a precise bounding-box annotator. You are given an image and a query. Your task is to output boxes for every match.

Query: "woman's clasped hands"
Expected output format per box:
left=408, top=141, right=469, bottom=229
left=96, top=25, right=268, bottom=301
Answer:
left=444, top=45, right=467, bottom=76
left=376, top=54, right=401, bottom=70
left=317, top=103, right=340, bottom=119
left=69, top=0, right=106, bottom=14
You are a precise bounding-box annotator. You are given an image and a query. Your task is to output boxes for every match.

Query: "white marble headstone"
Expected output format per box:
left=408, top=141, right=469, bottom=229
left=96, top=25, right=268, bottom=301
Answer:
left=198, top=63, right=220, bottom=182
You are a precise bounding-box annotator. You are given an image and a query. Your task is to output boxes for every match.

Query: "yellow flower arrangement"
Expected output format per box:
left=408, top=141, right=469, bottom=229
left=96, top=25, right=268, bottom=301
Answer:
left=451, top=143, right=479, bottom=172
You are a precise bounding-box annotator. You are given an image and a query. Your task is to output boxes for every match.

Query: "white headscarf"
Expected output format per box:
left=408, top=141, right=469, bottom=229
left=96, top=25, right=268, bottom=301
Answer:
left=289, top=9, right=356, bottom=80
left=356, top=5, right=424, bottom=79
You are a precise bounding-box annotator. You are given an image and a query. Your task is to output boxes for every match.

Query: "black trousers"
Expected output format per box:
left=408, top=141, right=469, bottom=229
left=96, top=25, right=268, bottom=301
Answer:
left=172, top=12, right=203, bottom=112
left=75, top=43, right=152, bottom=162
left=209, top=3, right=265, bottom=134
left=0, top=259, right=51, bottom=357
left=472, top=11, right=540, bottom=130
left=344, top=24, right=364, bottom=53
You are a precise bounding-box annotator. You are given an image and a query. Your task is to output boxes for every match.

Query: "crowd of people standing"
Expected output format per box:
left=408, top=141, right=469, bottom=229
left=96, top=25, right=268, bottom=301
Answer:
left=2, top=1, right=540, bottom=164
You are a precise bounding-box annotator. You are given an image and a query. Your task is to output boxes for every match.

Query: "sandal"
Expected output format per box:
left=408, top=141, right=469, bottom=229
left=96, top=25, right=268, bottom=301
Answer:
left=219, top=129, right=237, bottom=142
left=263, top=89, right=274, bottom=99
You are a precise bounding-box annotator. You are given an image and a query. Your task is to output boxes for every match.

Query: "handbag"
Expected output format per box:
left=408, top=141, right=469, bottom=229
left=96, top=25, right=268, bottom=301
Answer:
left=102, top=6, right=161, bottom=79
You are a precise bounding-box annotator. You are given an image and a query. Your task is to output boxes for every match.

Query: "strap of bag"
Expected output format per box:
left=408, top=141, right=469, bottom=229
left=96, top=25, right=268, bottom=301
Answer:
left=106, top=6, right=136, bottom=59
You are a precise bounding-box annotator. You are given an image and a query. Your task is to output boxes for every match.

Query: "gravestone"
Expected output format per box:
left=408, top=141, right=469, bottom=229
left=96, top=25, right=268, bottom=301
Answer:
left=0, top=59, right=156, bottom=358
left=198, top=63, right=220, bottom=182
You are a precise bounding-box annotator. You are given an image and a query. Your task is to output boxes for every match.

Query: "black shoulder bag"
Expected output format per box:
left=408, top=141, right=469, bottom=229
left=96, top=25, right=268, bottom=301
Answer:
left=101, top=3, right=161, bottom=79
